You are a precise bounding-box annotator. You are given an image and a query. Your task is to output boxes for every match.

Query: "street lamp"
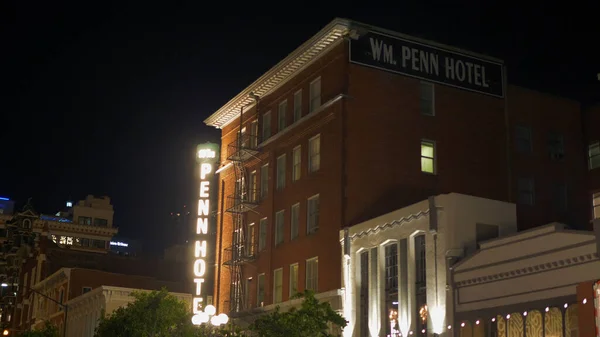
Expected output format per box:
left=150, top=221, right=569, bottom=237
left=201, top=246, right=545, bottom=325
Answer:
left=191, top=305, right=229, bottom=326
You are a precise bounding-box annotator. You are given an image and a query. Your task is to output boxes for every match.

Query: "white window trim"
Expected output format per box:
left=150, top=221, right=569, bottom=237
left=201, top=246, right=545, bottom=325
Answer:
left=420, top=139, right=436, bottom=174
left=289, top=263, right=299, bottom=297
left=307, top=194, right=320, bottom=234
left=273, top=268, right=283, bottom=304
left=306, top=257, right=319, bottom=292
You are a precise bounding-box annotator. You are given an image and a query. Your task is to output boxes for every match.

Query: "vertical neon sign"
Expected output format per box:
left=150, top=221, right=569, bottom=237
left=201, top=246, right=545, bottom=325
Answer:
left=192, top=143, right=219, bottom=323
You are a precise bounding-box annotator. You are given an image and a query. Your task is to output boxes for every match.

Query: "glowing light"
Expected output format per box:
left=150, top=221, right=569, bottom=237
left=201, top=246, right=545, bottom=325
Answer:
left=460, top=322, right=465, bottom=328
left=523, top=311, right=527, bottom=316
left=205, top=305, right=216, bottom=316
left=545, top=307, right=549, bottom=312
left=409, top=331, right=413, bottom=335
left=421, top=329, right=426, bottom=333
left=217, top=313, right=229, bottom=325
left=210, top=315, right=221, bottom=326
left=506, top=314, right=510, bottom=319
left=475, top=320, right=480, bottom=325
left=563, top=303, right=568, bottom=308
left=0, top=284, right=7, bottom=287
left=66, top=201, right=72, bottom=207
left=0, top=197, right=9, bottom=201
left=110, top=241, right=129, bottom=247
left=429, top=306, right=445, bottom=334
left=447, top=325, right=452, bottom=330
left=492, top=318, right=496, bottom=322
left=583, top=298, right=587, bottom=304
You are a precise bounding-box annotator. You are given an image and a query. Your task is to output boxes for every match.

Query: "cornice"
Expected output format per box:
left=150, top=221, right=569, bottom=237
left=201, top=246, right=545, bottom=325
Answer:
left=204, top=19, right=350, bottom=129
left=455, top=252, right=600, bottom=288
left=347, top=209, right=430, bottom=241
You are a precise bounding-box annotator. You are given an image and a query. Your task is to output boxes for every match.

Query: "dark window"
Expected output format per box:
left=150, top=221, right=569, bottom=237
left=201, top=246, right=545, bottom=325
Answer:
left=554, top=183, right=568, bottom=212
left=78, top=216, right=92, bottom=226
left=414, top=235, right=427, bottom=333
left=548, top=131, right=565, bottom=160
left=385, top=244, right=400, bottom=337
left=93, top=218, right=108, bottom=227
left=517, top=178, right=535, bottom=205
left=359, top=252, right=369, bottom=337
left=515, top=125, right=532, bottom=153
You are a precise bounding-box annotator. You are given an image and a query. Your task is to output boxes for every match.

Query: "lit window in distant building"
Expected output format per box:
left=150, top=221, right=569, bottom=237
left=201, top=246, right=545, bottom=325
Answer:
left=249, top=170, right=257, bottom=202
left=290, top=203, right=300, bottom=240
left=260, top=164, right=269, bottom=199
left=421, top=140, right=435, bottom=174
left=589, top=141, right=600, bottom=170
left=306, top=257, right=318, bottom=291
left=593, top=193, right=600, bottom=219
left=257, top=274, right=265, bottom=307
left=247, top=223, right=256, bottom=256
left=278, top=100, right=287, bottom=132
left=515, top=125, right=532, bottom=153
left=309, top=77, right=321, bottom=112
left=308, top=135, right=321, bottom=173
left=293, top=145, right=301, bottom=181
left=275, top=210, right=284, bottom=246
left=517, top=178, right=535, bottom=205
left=78, top=216, right=92, bottom=226
left=259, top=218, right=267, bottom=251
left=250, top=120, right=259, bottom=148
left=273, top=268, right=283, bottom=304
left=276, top=154, right=286, bottom=190
left=419, top=81, right=434, bottom=116
left=289, top=263, right=298, bottom=297
left=293, top=90, right=302, bottom=122
left=307, top=195, right=320, bottom=234
left=262, top=111, right=272, bottom=141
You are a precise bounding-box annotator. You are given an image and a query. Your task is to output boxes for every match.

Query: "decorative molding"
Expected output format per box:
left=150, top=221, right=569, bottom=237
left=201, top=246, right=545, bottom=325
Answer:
left=455, top=252, right=600, bottom=287
left=204, top=19, right=350, bottom=129
left=347, top=210, right=431, bottom=241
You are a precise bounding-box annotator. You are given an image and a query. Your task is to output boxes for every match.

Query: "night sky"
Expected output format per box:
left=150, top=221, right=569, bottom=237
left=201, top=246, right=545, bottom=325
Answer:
left=3, top=2, right=599, bottom=254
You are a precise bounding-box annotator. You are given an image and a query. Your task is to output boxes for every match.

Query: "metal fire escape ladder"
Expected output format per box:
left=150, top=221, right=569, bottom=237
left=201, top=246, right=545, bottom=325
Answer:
left=224, top=129, right=259, bottom=314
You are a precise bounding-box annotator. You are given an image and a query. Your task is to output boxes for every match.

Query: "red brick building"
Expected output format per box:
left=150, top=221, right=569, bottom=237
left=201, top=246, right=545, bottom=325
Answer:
left=203, top=18, right=598, bottom=315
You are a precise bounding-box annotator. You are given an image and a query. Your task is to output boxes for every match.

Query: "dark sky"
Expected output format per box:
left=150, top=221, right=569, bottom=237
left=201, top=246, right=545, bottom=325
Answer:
left=3, top=2, right=599, bottom=254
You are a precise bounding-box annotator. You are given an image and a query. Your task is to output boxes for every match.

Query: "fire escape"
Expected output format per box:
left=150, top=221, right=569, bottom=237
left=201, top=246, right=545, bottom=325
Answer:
left=223, top=126, right=259, bottom=313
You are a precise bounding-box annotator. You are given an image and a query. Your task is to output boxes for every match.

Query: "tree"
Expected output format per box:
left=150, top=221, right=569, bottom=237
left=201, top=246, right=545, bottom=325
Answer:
left=19, top=321, right=59, bottom=337
left=95, top=288, right=196, bottom=337
left=250, top=290, right=347, bottom=337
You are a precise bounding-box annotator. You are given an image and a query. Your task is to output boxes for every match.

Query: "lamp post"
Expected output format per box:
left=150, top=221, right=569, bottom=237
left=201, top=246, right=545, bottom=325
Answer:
left=191, top=304, right=229, bottom=335
left=29, top=288, right=68, bottom=337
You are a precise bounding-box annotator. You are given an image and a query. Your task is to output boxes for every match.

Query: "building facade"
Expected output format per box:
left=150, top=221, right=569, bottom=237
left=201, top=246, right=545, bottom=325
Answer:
left=203, top=18, right=598, bottom=318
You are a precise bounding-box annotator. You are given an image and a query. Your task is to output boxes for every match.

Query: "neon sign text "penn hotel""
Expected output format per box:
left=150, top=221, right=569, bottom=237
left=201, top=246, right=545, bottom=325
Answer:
left=192, top=146, right=217, bottom=317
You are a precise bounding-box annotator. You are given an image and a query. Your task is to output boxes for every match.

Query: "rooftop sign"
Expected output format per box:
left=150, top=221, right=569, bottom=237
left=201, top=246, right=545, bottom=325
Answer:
left=350, top=30, right=504, bottom=97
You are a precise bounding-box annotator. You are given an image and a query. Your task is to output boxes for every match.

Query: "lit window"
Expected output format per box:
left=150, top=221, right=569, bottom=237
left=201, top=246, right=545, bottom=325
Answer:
left=308, top=135, right=321, bottom=173
left=259, top=218, right=267, bottom=251
left=306, top=257, right=319, bottom=291
left=275, top=210, right=284, bottom=246
left=247, top=223, right=256, bottom=256
left=262, top=111, right=271, bottom=141
left=273, top=268, right=283, bottom=304
left=589, top=142, right=600, bottom=170
left=307, top=195, right=320, bottom=234
left=419, top=81, right=434, bottom=116
left=276, top=155, right=286, bottom=190
left=309, top=77, right=321, bottom=112
left=290, top=203, right=300, bottom=240
left=517, top=178, right=535, bottom=205
left=257, top=274, right=265, bottom=307
left=515, top=126, right=532, bottom=153
left=421, top=140, right=435, bottom=174
left=289, top=263, right=299, bottom=297
left=278, top=100, right=287, bottom=131
left=293, top=146, right=301, bottom=181
left=593, top=193, right=600, bottom=219
left=294, top=90, right=302, bottom=122
left=260, top=164, right=269, bottom=199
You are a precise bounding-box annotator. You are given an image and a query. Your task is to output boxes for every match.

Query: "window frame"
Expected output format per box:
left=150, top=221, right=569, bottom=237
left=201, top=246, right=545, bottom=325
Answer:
left=308, top=134, right=321, bottom=173
left=419, top=81, right=435, bottom=116
left=517, top=177, right=535, bottom=205
left=291, top=202, right=300, bottom=240
left=589, top=141, right=600, bottom=170
left=262, top=111, right=272, bottom=141
left=309, top=77, right=321, bottom=113
left=257, top=273, right=266, bottom=307
left=273, top=268, right=283, bottom=304
left=276, top=154, right=286, bottom=190
left=293, top=90, right=302, bottom=122
left=515, top=125, right=533, bottom=154
left=420, top=139, right=436, bottom=174
left=278, top=100, right=287, bottom=132
left=260, top=164, right=269, bottom=199
left=305, top=257, right=319, bottom=292
left=292, top=145, right=302, bottom=181
left=275, top=210, right=285, bottom=246
left=593, top=192, right=600, bottom=219
left=258, top=218, right=268, bottom=251
left=307, top=194, right=320, bottom=234
left=289, top=263, right=299, bottom=297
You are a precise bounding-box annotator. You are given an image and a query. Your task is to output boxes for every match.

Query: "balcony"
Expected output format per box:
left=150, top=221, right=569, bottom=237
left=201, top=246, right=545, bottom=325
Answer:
left=222, top=243, right=258, bottom=266
left=226, top=190, right=259, bottom=213
left=227, top=134, right=259, bottom=162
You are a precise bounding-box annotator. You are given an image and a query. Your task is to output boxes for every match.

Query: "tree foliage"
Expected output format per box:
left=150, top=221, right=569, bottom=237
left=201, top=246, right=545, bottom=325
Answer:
left=250, top=290, right=347, bottom=337
left=20, top=321, right=59, bottom=337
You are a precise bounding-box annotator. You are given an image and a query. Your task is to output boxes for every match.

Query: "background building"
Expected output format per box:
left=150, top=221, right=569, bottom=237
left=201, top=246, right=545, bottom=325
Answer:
left=203, top=18, right=599, bottom=320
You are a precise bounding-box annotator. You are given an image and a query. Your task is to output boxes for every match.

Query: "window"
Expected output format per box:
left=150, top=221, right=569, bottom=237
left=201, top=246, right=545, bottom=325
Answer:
left=257, top=274, right=265, bottom=307
left=78, top=216, right=92, bottom=226
left=276, top=154, right=286, bottom=190
left=421, top=140, right=435, bottom=174
left=309, top=77, right=321, bottom=112
left=275, top=210, right=284, bottom=246
left=262, top=111, right=272, bottom=141
left=289, top=263, right=299, bottom=297
left=419, top=81, right=434, bottom=116
left=554, top=183, right=568, bottom=212
left=249, top=170, right=257, bottom=202
left=294, top=90, right=302, bottom=122
left=385, top=244, right=399, bottom=337
left=245, top=278, right=252, bottom=309
left=308, top=135, right=321, bottom=173
left=247, top=223, right=256, bottom=256
left=260, top=164, right=269, bottom=199
left=82, top=287, right=92, bottom=294
left=259, top=218, right=267, bottom=251
left=515, top=125, right=532, bottom=153
left=517, top=177, right=535, bottom=205
left=306, top=257, right=318, bottom=291
left=593, top=193, right=600, bottom=219
left=273, top=268, right=283, bottom=304
left=278, top=100, right=287, bottom=131
left=307, top=195, right=320, bottom=234
left=291, top=203, right=300, bottom=240
left=93, top=218, right=108, bottom=227
left=589, top=141, right=600, bottom=170
left=548, top=131, right=565, bottom=160
left=359, top=252, right=369, bottom=337
left=414, top=235, right=427, bottom=334
left=250, top=120, right=258, bottom=148
left=292, top=146, right=301, bottom=181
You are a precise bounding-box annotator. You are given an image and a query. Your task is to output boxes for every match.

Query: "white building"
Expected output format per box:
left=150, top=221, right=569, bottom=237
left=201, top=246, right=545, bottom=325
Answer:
left=452, top=222, right=600, bottom=337
left=339, top=193, right=517, bottom=337
left=66, top=286, right=192, bottom=337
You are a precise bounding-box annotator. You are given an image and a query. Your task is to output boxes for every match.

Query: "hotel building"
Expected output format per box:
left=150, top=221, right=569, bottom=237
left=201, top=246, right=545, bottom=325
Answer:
left=202, top=17, right=600, bottom=333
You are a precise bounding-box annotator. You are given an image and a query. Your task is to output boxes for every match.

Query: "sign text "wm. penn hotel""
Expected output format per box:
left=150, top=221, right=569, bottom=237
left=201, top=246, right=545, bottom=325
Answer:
left=350, top=30, right=504, bottom=97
